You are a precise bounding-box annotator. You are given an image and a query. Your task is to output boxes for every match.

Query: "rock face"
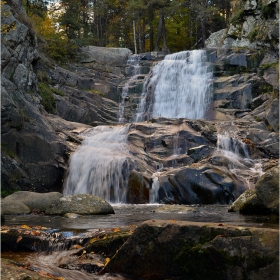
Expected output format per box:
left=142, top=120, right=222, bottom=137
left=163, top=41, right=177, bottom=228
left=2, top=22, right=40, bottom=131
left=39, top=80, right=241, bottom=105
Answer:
left=1, top=0, right=131, bottom=194
left=45, top=194, right=115, bottom=215
left=105, top=220, right=279, bottom=279
left=1, top=191, right=63, bottom=214
left=205, top=0, right=279, bottom=51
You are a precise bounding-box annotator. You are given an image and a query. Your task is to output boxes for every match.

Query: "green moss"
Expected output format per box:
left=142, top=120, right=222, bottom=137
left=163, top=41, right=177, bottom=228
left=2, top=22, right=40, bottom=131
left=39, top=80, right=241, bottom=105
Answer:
left=174, top=240, right=227, bottom=280
left=37, top=70, right=50, bottom=83
left=261, top=62, right=278, bottom=70
left=88, top=89, right=106, bottom=97
left=1, top=143, right=16, bottom=158
left=38, top=82, right=57, bottom=113
left=248, top=28, right=259, bottom=42
left=230, top=9, right=245, bottom=24
left=52, top=87, right=65, bottom=96
left=261, top=4, right=275, bottom=19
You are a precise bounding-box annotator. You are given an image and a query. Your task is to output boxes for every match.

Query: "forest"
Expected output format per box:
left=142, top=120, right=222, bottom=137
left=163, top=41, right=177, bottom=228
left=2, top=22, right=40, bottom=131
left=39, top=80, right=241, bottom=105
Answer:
left=24, top=0, right=231, bottom=62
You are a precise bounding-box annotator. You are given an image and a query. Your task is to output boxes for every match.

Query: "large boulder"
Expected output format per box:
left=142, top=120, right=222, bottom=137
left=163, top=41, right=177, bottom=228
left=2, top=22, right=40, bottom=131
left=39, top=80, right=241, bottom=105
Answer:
left=105, top=220, right=279, bottom=279
left=255, top=166, right=279, bottom=214
left=2, top=191, right=63, bottom=213
left=228, top=166, right=279, bottom=215
left=45, top=194, right=115, bottom=215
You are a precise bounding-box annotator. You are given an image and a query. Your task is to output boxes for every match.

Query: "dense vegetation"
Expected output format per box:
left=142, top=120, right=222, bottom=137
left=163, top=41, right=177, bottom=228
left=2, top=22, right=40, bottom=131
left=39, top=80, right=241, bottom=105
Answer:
left=24, top=0, right=231, bottom=61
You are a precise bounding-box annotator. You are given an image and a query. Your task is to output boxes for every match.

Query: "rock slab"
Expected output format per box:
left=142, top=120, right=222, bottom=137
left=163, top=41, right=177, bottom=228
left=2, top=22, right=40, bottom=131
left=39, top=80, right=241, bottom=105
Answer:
left=105, top=220, right=279, bottom=280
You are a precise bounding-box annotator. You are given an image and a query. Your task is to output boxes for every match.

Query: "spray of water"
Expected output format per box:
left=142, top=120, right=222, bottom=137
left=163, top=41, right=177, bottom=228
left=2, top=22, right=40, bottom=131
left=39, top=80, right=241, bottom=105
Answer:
left=63, top=125, right=134, bottom=203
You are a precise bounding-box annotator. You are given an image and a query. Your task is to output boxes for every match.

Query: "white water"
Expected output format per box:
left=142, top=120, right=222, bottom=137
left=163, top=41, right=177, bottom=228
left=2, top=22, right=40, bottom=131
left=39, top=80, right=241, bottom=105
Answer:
left=118, top=55, right=141, bottom=123
left=150, top=174, right=160, bottom=203
left=216, top=131, right=264, bottom=188
left=136, top=50, right=212, bottom=121
left=63, top=125, right=134, bottom=203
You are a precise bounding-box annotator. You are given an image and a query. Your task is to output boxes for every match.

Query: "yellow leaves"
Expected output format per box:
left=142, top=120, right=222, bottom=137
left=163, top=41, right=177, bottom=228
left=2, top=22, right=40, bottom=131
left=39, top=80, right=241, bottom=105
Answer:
left=171, top=219, right=177, bottom=222
left=16, top=236, right=22, bottom=243
left=89, top=237, right=99, bottom=244
left=20, top=224, right=31, bottom=229
left=69, top=244, right=83, bottom=250
left=111, top=227, right=120, bottom=233
left=104, top=258, right=110, bottom=266
left=30, top=230, right=41, bottom=236
left=1, top=21, right=17, bottom=34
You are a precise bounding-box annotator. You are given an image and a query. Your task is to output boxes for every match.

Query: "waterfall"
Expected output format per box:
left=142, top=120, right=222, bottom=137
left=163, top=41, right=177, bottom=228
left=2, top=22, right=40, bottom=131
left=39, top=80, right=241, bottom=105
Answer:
left=63, top=125, right=134, bottom=203
left=136, top=50, right=212, bottom=121
left=118, top=55, right=141, bottom=123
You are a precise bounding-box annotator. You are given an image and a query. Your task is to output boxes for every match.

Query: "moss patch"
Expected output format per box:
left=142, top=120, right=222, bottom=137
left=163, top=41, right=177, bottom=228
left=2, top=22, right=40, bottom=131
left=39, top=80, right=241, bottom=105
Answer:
left=37, top=83, right=64, bottom=113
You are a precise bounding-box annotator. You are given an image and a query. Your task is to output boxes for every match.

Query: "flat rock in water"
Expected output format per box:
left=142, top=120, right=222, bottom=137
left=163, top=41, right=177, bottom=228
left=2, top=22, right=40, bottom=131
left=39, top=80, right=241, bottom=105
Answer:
left=2, top=191, right=63, bottom=212
left=155, top=205, right=195, bottom=213
left=45, top=194, right=115, bottom=215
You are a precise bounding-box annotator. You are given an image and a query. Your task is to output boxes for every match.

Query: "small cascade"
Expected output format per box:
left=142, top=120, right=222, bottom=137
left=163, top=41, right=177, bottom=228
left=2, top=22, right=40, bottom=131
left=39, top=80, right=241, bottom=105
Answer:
left=136, top=50, right=212, bottom=121
left=63, top=125, right=134, bottom=203
left=172, top=133, right=180, bottom=156
left=150, top=174, right=160, bottom=203
left=216, top=127, right=264, bottom=188
left=118, top=55, right=141, bottom=123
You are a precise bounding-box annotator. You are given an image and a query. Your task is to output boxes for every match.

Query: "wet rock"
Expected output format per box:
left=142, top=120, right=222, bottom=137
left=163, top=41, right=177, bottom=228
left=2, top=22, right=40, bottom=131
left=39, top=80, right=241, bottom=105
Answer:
left=1, top=201, right=31, bottom=215
left=1, top=258, right=51, bottom=280
left=77, top=227, right=134, bottom=258
left=127, top=170, right=150, bottom=204
left=157, top=165, right=236, bottom=205
left=2, top=191, right=63, bottom=213
left=45, top=194, right=115, bottom=215
left=105, top=220, right=279, bottom=279
left=187, top=145, right=214, bottom=162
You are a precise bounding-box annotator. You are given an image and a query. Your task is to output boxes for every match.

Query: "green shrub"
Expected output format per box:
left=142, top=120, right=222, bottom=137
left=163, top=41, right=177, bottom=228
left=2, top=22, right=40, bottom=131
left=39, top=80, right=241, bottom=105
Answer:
left=38, top=82, right=56, bottom=113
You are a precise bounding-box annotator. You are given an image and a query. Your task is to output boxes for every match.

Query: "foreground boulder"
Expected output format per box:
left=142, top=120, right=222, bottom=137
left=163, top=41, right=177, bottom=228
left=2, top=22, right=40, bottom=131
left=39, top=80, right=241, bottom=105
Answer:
left=229, top=166, right=279, bottom=215
left=45, top=194, right=115, bottom=215
left=105, top=220, right=279, bottom=280
left=2, top=191, right=63, bottom=214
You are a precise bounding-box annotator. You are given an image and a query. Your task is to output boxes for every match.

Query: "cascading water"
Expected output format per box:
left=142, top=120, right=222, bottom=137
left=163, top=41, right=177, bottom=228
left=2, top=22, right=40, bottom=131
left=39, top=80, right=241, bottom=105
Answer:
left=118, top=55, right=141, bottom=123
left=136, top=50, right=212, bottom=121
left=63, top=125, right=134, bottom=203
left=216, top=126, right=264, bottom=188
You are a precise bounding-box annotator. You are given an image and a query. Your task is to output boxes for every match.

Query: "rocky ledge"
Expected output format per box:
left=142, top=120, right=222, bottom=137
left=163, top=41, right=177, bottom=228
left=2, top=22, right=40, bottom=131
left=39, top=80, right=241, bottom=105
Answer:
left=105, top=220, right=279, bottom=280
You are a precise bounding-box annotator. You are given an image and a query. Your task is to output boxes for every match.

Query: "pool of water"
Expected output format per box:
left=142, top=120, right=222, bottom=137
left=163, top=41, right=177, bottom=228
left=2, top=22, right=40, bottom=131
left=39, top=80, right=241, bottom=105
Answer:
left=3, top=204, right=279, bottom=231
